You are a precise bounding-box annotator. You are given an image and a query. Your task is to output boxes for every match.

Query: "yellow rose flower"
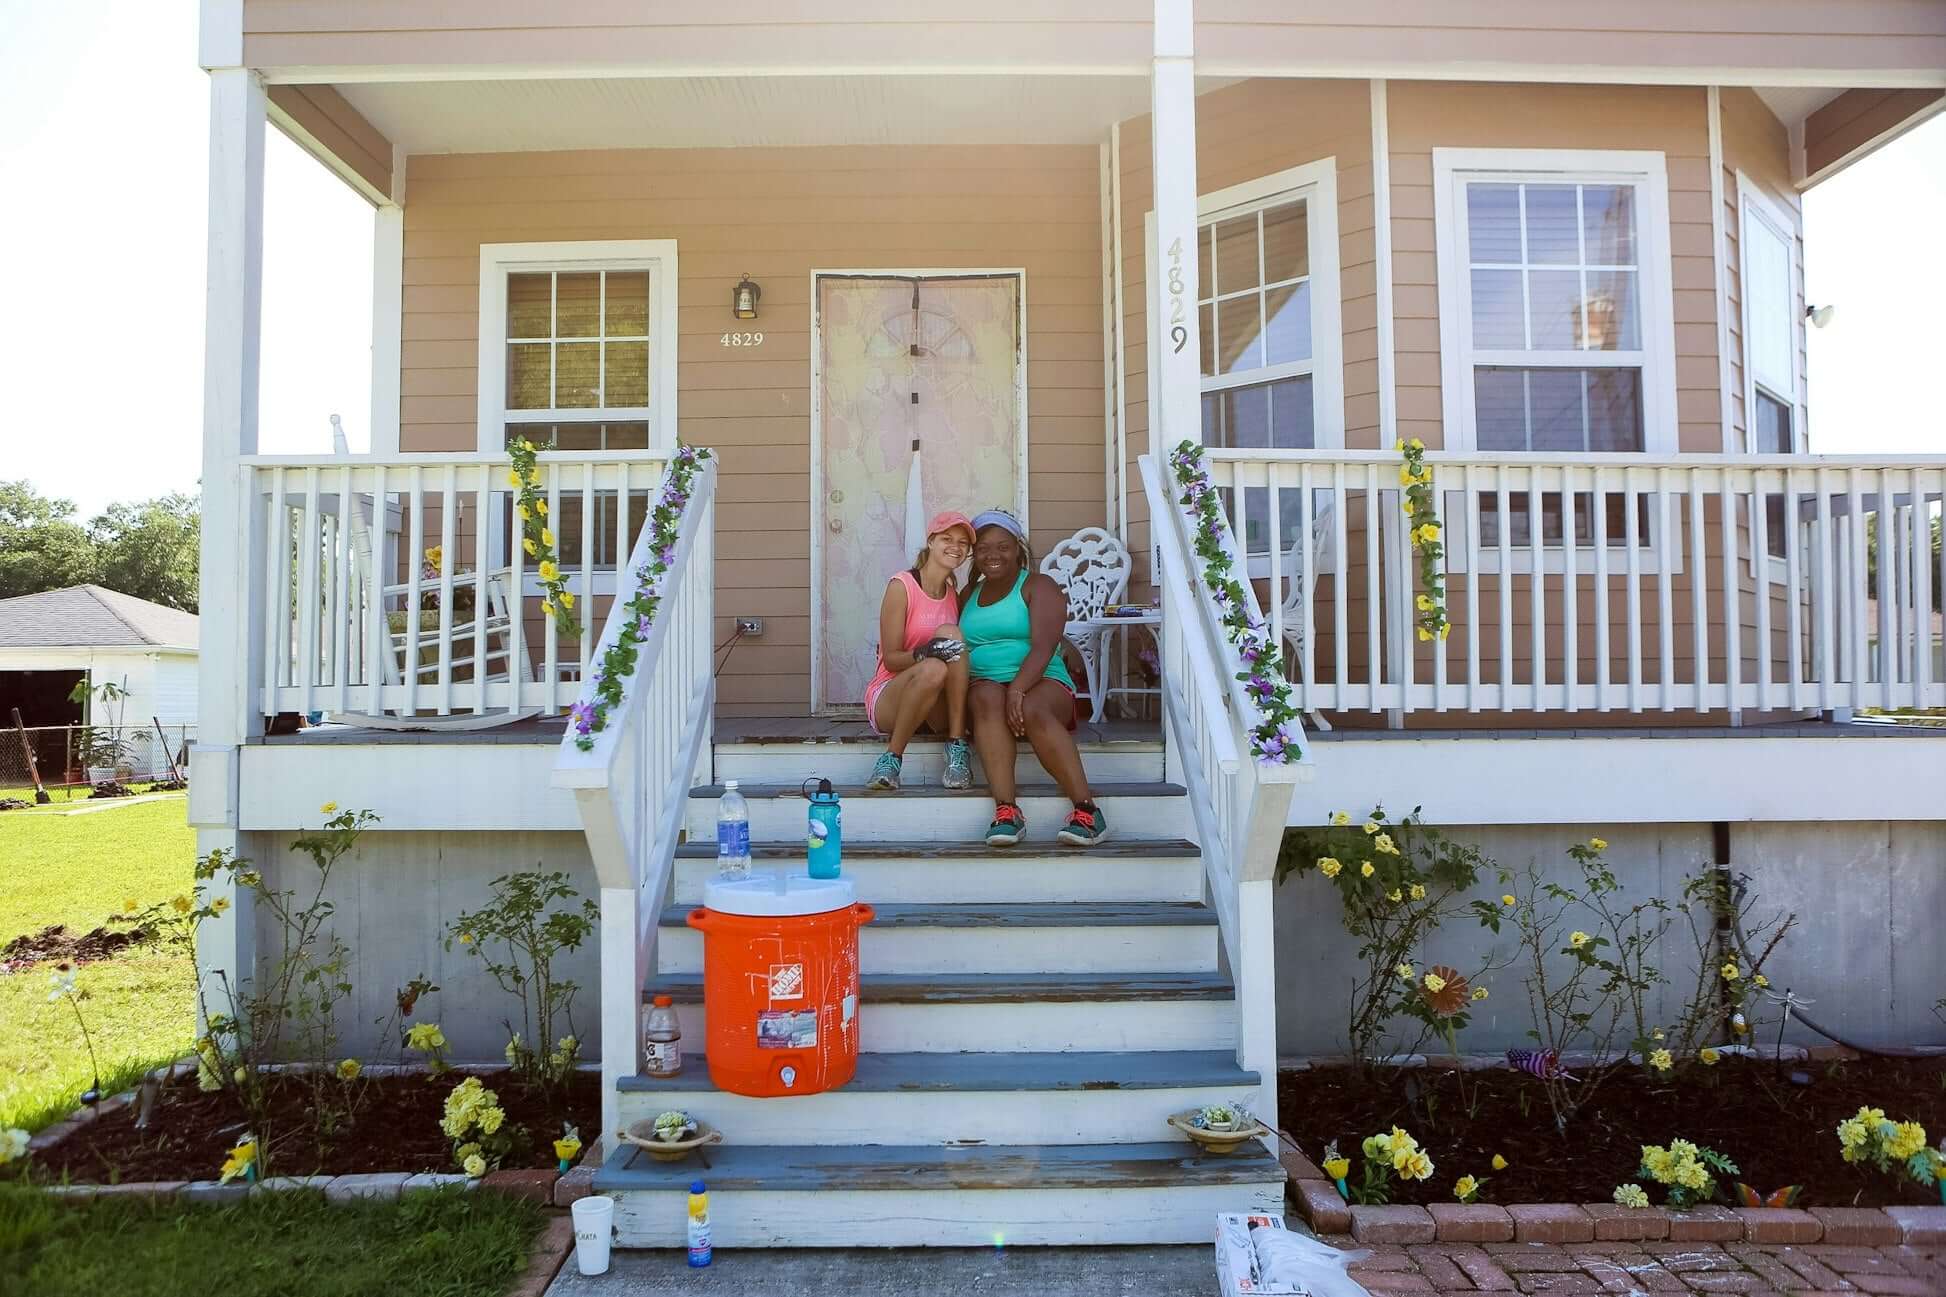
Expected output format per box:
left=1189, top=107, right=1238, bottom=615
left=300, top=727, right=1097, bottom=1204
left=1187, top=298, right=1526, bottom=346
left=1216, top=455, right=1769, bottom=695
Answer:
left=1317, top=857, right=1343, bottom=878
left=211, top=897, right=230, bottom=915
left=1415, top=594, right=1434, bottom=611
left=1570, top=931, right=1590, bottom=948
left=559, top=590, right=575, bottom=609
left=1410, top=438, right=1424, bottom=451
left=1753, top=974, right=1769, bottom=988
left=1374, top=833, right=1398, bottom=855
left=1649, top=1048, right=1673, bottom=1072
left=1501, top=894, right=1516, bottom=907
left=523, top=537, right=538, bottom=557
left=516, top=504, right=531, bottom=521
left=320, top=801, right=338, bottom=815
left=1360, top=862, right=1375, bottom=878
left=1453, top=1174, right=1478, bottom=1201
left=1409, top=884, right=1427, bottom=901
left=540, top=599, right=555, bottom=616
left=1698, top=1048, right=1719, bottom=1065
left=536, top=499, right=548, bottom=517
left=541, top=528, right=555, bottom=547
left=1439, top=624, right=1451, bottom=639
left=1402, top=499, right=1416, bottom=516
left=1331, top=811, right=1351, bottom=826
left=1471, top=986, right=1489, bottom=1002
left=463, top=1154, right=487, bottom=1179
left=1387, top=888, right=1403, bottom=903
left=1363, top=821, right=1380, bottom=835
left=1491, top=1153, right=1508, bottom=1171
left=1587, top=837, right=1607, bottom=851
left=538, top=560, right=560, bottom=583
left=1395, top=962, right=1414, bottom=981
left=507, top=469, right=524, bottom=487
left=170, top=894, right=193, bottom=914
left=337, top=1058, right=361, bottom=1082
left=1418, top=627, right=1432, bottom=641
left=1423, top=972, right=1447, bottom=993
left=1720, top=962, right=1740, bottom=981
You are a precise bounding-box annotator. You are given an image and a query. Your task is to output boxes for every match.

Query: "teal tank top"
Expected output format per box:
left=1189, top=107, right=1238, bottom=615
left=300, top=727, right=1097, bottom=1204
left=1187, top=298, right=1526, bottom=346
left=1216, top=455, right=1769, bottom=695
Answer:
left=961, top=570, right=1075, bottom=690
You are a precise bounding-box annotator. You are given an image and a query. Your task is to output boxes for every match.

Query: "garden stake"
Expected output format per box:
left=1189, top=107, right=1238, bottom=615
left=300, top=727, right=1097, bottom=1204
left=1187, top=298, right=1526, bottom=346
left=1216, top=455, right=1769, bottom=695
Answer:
left=11, top=707, right=49, bottom=804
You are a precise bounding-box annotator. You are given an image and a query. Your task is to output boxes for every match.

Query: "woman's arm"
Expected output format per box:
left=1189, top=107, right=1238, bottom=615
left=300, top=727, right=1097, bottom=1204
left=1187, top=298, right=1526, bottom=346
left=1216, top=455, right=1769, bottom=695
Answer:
left=1006, top=573, right=1070, bottom=730
left=877, top=578, right=920, bottom=672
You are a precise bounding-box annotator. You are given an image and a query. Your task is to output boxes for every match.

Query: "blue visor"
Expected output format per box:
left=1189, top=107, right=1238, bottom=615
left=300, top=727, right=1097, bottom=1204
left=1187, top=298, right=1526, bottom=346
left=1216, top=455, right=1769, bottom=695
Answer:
left=970, top=509, right=1025, bottom=540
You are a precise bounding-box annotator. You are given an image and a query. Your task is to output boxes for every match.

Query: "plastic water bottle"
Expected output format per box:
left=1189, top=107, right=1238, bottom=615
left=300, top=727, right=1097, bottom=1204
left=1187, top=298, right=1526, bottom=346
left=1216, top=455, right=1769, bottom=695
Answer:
left=716, top=780, right=751, bottom=880
left=806, top=777, right=842, bottom=880
left=643, top=994, right=682, bottom=1078
left=686, top=1180, right=712, bottom=1267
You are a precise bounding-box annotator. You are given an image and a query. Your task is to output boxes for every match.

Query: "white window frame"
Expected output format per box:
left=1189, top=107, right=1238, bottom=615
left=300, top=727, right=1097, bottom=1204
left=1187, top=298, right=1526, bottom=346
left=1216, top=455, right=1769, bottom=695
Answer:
left=1434, top=149, right=1681, bottom=575
left=1736, top=174, right=1806, bottom=582
left=475, top=239, right=679, bottom=456
left=1433, top=148, right=1679, bottom=457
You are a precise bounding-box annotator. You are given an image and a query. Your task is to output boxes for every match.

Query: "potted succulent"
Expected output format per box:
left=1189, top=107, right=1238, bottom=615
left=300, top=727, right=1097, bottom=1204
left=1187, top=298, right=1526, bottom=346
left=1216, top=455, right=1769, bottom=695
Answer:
left=1199, top=1103, right=1238, bottom=1133
left=654, top=1109, right=697, bottom=1143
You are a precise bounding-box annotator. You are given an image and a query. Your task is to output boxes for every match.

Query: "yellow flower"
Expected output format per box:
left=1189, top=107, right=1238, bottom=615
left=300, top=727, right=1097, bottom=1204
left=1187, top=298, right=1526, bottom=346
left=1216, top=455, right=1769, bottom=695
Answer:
left=1363, top=821, right=1380, bottom=835
left=1323, top=1156, right=1350, bottom=1180
left=1753, top=974, right=1769, bottom=988
left=123, top=897, right=139, bottom=913
left=1402, top=499, right=1416, bottom=516
left=1453, top=1174, right=1478, bottom=1201
left=463, top=1154, right=487, bottom=1179
left=559, top=591, right=575, bottom=609
left=1374, top=833, right=1398, bottom=855
left=1400, top=467, right=1418, bottom=487
left=1588, top=837, right=1607, bottom=851
left=508, top=469, right=524, bottom=487
left=523, top=537, right=538, bottom=557
left=211, top=897, right=231, bottom=915
left=1360, top=862, right=1375, bottom=878
left=1491, top=1153, right=1508, bottom=1171
left=170, top=894, right=193, bottom=914
left=1570, top=931, right=1590, bottom=948
left=1649, top=1048, right=1674, bottom=1072
left=1415, top=594, right=1434, bottom=611
left=320, top=801, right=338, bottom=815
left=536, top=499, right=548, bottom=517
left=1613, top=1183, right=1650, bottom=1209
left=554, top=1136, right=583, bottom=1163
left=1720, top=962, right=1740, bottom=981
left=540, top=599, right=555, bottom=616
left=218, top=1138, right=258, bottom=1185
left=239, top=870, right=261, bottom=889
left=1331, top=811, right=1351, bottom=826
left=457, top=931, right=472, bottom=944
left=406, top=1023, right=446, bottom=1052
left=337, top=1058, right=361, bottom=1082
left=1887, top=1121, right=1928, bottom=1161
left=1653, top=1028, right=1666, bottom=1041
left=1409, top=884, right=1427, bottom=901
left=1395, top=962, right=1414, bottom=981
left=1471, top=986, right=1489, bottom=1002
left=1317, top=857, right=1343, bottom=878
left=1396, top=439, right=1407, bottom=451
left=1439, top=624, right=1451, bottom=639
left=538, top=560, right=560, bottom=583
left=516, top=504, right=531, bottom=522
left=1399, top=1150, right=1434, bottom=1182
left=1418, top=627, right=1432, bottom=641
left=1501, top=894, right=1516, bottom=907
left=1410, top=438, right=1424, bottom=451
left=1416, top=523, right=1441, bottom=544
left=1698, top=1048, right=1719, bottom=1066
left=541, top=528, right=555, bottom=547
left=480, top=1106, right=505, bottom=1135
left=1423, top=972, right=1447, bottom=993
left=1387, top=888, right=1403, bottom=903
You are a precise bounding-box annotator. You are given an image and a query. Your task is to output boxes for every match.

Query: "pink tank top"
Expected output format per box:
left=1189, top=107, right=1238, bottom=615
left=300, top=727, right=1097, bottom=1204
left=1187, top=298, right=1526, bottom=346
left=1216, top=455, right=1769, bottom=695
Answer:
left=865, top=570, right=959, bottom=701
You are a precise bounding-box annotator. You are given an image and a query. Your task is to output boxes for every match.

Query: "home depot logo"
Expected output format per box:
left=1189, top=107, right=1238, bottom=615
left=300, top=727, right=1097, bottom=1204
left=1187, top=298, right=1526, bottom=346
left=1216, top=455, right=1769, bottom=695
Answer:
left=768, top=963, right=804, bottom=1001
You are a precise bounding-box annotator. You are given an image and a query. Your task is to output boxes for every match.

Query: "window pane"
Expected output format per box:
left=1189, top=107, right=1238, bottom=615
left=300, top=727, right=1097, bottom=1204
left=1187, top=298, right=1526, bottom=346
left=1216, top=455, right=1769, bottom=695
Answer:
left=605, top=341, right=649, bottom=407
left=1217, top=383, right=1270, bottom=448
left=1583, top=186, right=1636, bottom=264
left=556, top=273, right=601, bottom=337
left=1263, top=280, right=1312, bottom=366
left=507, top=344, right=550, bottom=410
left=1201, top=391, right=1221, bottom=442
left=1523, top=185, right=1581, bottom=264
left=1266, top=375, right=1316, bottom=450
left=1470, top=269, right=1525, bottom=349
left=1586, top=370, right=1644, bottom=451
left=601, top=422, right=650, bottom=450
left=1745, top=211, right=1793, bottom=393
left=1584, top=270, right=1639, bottom=351
left=1197, top=224, right=1213, bottom=301
left=554, top=342, right=600, bottom=408
left=1526, top=369, right=1587, bottom=451
left=1473, top=366, right=1643, bottom=452
left=1198, top=303, right=1214, bottom=378
left=1261, top=200, right=1309, bottom=283
left=550, top=422, right=603, bottom=452
left=1213, top=215, right=1259, bottom=295
left=605, top=272, right=649, bottom=335
left=1527, top=269, right=1583, bottom=350
left=1467, top=184, right=1521, bottom=262
left=1474, top=367, right=1529, bottom=451
left=1216, top=295, right=1263, bottom=374
left=508, top=274, right=552, bottom=339
left=1753, top=388, right=1792, bottom=455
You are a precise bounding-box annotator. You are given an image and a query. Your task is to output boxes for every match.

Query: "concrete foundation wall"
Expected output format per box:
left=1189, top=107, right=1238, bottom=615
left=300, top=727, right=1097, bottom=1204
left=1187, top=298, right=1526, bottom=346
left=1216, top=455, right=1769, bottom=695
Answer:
left=1272, top=820, right=1946, bottom=1058
left=252, top=830, right=601, bottom=1062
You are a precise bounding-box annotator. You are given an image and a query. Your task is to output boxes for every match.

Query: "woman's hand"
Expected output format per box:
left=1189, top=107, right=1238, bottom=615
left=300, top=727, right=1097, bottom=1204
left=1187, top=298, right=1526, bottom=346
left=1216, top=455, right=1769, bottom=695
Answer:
left=1006, top=687, right=1028, bottom=737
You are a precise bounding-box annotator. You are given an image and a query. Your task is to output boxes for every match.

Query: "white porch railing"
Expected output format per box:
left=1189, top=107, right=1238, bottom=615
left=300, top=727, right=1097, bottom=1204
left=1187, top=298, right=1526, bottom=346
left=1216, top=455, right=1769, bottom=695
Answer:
left=1138, top=454, right=1302, bottom=1133
left=1203, top=450, right=1946, bottom=719
left=245, top=452, right=669, bottom=721
left=552, top=455, right=717, bottom=1149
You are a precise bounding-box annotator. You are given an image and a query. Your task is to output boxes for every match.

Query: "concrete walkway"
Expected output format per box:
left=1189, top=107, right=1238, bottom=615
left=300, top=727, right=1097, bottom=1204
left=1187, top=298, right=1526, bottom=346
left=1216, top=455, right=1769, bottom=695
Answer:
left=546, top=1245, right=1218, bottom=1295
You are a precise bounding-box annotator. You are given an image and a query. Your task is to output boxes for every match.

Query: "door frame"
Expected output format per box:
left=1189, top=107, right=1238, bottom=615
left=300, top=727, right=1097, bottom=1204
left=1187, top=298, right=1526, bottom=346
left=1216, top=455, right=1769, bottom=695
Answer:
left=808, top=267, right=1030, bottom=716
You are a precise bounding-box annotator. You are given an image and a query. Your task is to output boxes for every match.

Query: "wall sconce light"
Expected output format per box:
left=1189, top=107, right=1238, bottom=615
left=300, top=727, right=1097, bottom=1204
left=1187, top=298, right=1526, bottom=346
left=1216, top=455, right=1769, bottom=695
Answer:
left=733, top=274, right=762, bottom=320
left=1805, top=303, right=1836, bottom=329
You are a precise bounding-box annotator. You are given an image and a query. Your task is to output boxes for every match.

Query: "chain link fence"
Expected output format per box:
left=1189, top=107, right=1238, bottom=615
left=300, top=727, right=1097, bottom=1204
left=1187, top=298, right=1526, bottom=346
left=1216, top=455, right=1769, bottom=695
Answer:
left=0, top=724, right=194, bottom=795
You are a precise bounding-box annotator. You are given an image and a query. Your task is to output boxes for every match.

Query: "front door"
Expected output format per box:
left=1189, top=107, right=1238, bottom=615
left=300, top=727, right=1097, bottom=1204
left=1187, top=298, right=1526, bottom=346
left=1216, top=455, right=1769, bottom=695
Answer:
left=812, top=273, right=1024, bottom=714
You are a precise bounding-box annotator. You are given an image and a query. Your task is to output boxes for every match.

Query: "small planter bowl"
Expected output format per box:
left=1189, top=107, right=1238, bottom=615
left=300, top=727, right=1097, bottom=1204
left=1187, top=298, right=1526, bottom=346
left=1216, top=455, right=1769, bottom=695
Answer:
left=619, top=1117, right=721, bottom=1163
left=1167, top=1108, right=1271, bottom=1154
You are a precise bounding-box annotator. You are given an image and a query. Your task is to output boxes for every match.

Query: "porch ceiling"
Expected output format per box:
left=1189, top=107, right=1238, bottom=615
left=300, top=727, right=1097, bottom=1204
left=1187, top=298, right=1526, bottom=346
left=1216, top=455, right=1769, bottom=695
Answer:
left=335, top=74, right=1234, bottom=154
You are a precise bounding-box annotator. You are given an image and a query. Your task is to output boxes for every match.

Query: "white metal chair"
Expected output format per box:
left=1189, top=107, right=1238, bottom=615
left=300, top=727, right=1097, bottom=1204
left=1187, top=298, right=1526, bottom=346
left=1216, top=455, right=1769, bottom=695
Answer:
left=1040, top=526, right=1145, bottom=721
left=1275, top=504, right=1337, bottom=732
left=329, top=417, right=537, bottom=731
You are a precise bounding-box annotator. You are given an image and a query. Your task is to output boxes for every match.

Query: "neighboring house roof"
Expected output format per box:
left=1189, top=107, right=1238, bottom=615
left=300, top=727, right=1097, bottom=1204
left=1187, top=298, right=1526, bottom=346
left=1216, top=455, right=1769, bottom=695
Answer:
left=0, top=586, right=199, bottom=652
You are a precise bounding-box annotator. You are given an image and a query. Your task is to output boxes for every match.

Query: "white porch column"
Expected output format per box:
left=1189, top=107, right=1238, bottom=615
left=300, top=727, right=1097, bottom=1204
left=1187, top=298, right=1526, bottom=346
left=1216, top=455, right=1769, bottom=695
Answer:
left=1149, top=0, right=1203, bottom=461
left=370, top=147, right=405, bottom=456
left=190, top=65, right=267, bottom=1026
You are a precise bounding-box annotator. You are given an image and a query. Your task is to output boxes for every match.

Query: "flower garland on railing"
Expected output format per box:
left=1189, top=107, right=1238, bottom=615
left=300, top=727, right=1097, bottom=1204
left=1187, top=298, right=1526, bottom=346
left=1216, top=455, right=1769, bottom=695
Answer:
left=1167, top=440, right=1302, bottom=764
left=507, top=437, right=579, bottom=639
left=567, top=445, right=713, bottom=753
left=1397, top=438, right=1449, bottom=642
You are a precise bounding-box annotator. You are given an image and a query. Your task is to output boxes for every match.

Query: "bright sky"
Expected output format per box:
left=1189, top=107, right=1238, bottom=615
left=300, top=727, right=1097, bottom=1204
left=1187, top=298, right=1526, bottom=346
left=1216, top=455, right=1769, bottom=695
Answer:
left=0, top=1, right=1938, bottom=518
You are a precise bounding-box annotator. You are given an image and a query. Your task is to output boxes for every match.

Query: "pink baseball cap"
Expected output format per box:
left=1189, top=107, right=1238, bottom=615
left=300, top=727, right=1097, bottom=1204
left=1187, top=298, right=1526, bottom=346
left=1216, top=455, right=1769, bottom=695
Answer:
left=927, top=511, right=976, bottom=546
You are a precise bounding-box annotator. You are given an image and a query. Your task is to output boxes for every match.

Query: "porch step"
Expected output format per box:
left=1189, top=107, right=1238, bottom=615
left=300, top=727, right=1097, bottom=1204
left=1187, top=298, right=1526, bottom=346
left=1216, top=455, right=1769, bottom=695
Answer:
left=614, top=1050, right=1259, bottom=1145
left=671, top=838, right=1203, bottom=903
left=641, top=970, right=1240, bottom=1052
left=684, top=781, right=1188, bottom=842
left=655, top=900, right=1219, bottom=975
left=593, top=1140, right=1285, bottom=1247
left=716, top=736, right=1166, bottom=784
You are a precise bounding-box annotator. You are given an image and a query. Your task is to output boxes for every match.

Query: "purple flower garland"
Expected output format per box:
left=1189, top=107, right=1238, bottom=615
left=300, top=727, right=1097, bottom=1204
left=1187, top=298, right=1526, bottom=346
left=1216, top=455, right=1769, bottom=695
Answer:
left=568, top=446, right=712, bottom=753
left=1167, top=441, right=1302, bottom=765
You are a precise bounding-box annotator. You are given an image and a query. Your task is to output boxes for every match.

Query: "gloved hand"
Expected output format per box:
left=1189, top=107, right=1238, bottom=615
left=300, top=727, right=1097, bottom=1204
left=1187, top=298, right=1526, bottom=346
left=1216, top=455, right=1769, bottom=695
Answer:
left=913, top=637, right=963, bottom=663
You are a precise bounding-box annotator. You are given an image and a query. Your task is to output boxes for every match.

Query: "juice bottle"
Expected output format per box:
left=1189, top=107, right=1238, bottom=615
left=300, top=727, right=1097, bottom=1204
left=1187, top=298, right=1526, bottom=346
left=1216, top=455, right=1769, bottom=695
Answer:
left=686, top=1180, right=712, bottom=1267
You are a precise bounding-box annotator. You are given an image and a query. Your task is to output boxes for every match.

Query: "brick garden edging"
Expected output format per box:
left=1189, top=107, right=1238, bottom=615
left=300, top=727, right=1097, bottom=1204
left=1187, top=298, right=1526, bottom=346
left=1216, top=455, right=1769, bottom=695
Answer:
left=1278, top=1131, right=1946, bottom=1249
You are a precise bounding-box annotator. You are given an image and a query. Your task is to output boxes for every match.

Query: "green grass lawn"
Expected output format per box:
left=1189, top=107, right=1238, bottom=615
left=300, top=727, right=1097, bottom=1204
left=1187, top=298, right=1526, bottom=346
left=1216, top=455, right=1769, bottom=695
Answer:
left=0, top=1182, right=545, bottom=1297
left=0, top=798, right=197, bottom=1133
left=0, top=781, right=170, bottom=805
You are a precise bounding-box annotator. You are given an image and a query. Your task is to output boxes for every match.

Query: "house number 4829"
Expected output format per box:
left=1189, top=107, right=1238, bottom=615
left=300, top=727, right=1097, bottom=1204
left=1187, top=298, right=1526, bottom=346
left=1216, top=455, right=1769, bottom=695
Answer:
left=719, top=331, right=764, bottom=347
left=1166, top=237, right=1188, bottom=354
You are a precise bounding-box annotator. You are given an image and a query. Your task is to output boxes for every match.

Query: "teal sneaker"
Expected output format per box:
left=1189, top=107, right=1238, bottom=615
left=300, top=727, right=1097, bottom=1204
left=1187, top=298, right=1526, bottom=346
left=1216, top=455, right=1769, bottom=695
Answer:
left=865, top=751, right=902, bottom=791
left=984, top=802, right=1025, bottom=848
left=1057, top=802, right=1108, bottom=847
left=942, top=737, right=973, bottom=790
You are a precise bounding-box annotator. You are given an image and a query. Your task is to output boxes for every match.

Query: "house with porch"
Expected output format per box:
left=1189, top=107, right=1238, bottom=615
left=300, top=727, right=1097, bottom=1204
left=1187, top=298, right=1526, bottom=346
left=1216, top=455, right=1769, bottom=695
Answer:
left=190, top=0, right=1946, bottom=1247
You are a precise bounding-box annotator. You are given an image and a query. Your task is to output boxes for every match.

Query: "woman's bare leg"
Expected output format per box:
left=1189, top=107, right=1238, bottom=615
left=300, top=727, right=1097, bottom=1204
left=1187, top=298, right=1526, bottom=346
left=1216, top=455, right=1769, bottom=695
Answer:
left=871, top=658, right=948, bottom=756
left=1021, top=680, right=1092, bottom=804
left=968, top=680, right=1017, bottom=806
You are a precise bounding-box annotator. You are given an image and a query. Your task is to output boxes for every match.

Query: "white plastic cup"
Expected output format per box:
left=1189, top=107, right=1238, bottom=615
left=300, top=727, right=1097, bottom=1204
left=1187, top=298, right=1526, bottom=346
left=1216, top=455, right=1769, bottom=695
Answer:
left=571, top=1194, right=615, bottom=1276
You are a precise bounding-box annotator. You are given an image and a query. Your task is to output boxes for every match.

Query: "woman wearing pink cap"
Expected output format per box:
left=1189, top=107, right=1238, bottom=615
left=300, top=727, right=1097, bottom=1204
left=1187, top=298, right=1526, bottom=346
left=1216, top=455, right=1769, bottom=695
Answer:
left=861, top=510, right=978, bottom=791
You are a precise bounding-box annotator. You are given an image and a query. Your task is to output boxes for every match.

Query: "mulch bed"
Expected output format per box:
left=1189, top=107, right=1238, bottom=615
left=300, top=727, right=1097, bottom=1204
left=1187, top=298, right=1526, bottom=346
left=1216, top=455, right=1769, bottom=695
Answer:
left=29, top=1068, right=599, bottom=1184
left=1280, top=1054, right=1946, bottom=1208
left=1, top=922, right=153, bottom=972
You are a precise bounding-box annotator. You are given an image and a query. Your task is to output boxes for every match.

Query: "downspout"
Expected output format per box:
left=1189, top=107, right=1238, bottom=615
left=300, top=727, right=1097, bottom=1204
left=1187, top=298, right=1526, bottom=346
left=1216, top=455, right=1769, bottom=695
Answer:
left=1099, top=138, right=1121, bottom=538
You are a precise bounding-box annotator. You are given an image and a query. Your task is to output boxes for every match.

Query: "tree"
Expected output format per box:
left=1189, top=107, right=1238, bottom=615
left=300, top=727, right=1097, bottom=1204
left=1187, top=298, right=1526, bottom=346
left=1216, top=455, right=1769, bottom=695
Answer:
left=91, top=493, right=200, bottom=612
left=0, top=481, right=98, bottom=599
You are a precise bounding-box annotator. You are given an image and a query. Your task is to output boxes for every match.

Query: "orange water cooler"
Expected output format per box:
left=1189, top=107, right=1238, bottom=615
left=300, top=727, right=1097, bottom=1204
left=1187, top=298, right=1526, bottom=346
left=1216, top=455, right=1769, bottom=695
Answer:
left=685, top=876, right=874, bottom=1098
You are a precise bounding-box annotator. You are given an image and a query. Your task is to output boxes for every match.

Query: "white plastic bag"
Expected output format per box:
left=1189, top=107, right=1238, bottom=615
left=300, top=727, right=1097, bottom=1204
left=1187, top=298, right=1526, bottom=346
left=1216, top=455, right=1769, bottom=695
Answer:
left=1250, top=1221, right=1371, bottom=1296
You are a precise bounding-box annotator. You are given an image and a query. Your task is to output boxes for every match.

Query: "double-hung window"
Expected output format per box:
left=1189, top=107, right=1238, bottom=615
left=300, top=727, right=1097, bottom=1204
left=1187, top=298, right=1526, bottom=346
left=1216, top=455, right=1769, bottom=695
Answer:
left=1161, top=160, right=1343, bottom=560
left=1434, top=149, right=1678, bottom=556
left=477, top=240, right=678, bottom=572
left=1738, top=177, right=1803, bottom=563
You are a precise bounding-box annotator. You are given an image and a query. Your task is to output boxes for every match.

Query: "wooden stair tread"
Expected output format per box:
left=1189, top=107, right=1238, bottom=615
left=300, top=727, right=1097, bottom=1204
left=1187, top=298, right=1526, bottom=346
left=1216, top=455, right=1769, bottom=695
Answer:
left=673, top=838, right=1200, bottom=860
left=643, top=969, right=1235, bottom=1004
left=593, top=1140, right=1284, bottom=1193
left=618, top=1050, right=1256, bottom=1094
left=689, top=781, right=1186, bottom=799
left=659, top=900, right=1214, bottom=928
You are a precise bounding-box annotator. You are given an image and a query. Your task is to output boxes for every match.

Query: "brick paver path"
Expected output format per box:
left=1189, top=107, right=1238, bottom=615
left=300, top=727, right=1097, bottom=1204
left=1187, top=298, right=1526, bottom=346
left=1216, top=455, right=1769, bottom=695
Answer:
left=1314, top=1236, right=1946, bottom=1295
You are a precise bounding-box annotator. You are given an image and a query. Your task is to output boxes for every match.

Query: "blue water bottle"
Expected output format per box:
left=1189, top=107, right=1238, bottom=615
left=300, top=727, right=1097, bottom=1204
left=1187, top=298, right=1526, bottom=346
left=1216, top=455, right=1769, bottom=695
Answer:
left=805, top=777, right=842, bottom=879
